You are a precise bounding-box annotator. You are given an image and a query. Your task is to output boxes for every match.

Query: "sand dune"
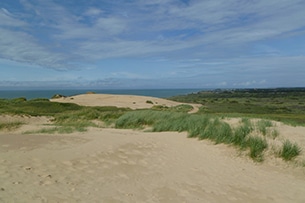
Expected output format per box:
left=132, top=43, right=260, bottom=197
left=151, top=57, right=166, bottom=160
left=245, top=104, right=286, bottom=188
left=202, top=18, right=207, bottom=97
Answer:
left=50, top=93, right=201, bottom=112
left=1, top=94, right=305, bottom=202
left=1, top=126, right=305, bottom=202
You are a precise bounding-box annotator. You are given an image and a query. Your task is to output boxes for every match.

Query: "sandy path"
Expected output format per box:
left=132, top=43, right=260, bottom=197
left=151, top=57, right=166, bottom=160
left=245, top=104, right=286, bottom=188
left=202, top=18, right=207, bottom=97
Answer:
left=1, top=128, right=305, bottom=202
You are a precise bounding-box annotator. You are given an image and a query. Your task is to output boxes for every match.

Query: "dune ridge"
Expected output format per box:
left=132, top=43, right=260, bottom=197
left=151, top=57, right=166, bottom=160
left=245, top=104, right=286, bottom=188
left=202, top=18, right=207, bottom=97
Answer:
left=50, top=93, right=201, bottom=112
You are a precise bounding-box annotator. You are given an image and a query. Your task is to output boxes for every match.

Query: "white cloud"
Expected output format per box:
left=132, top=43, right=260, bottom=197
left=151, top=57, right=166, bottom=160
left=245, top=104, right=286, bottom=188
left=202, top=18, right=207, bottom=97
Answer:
left=0, top=0, right=305, bottom=86
left=84, top=8, right=102, bottom=16
left=0, top=28, right=69, bottom=70
left=95, top=17, right=126, bottom=35
left=0, top=8, right=27, bottom=27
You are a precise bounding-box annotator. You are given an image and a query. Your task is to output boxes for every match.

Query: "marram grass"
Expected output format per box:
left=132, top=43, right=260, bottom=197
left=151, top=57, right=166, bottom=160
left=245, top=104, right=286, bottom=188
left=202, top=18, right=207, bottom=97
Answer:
left=280, top=140, right=302, bottom=161
left=0, top=121, right=23, bottom=131
left=115, top=111, right=276, bottom=162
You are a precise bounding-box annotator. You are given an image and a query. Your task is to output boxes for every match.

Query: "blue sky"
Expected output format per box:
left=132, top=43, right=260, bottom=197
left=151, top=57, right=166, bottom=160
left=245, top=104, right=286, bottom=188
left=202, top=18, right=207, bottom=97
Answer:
left=1, top=0, right=305, bottom=89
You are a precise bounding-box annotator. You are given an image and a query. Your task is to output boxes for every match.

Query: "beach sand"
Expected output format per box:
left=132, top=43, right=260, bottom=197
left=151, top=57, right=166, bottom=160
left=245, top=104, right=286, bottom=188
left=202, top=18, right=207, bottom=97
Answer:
left=1, top=94, right=305, bottom=202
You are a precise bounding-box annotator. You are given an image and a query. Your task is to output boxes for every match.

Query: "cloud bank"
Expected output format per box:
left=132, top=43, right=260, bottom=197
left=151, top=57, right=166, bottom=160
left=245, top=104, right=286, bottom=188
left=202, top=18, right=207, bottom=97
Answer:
left=1, top=0, right=305, bottom=88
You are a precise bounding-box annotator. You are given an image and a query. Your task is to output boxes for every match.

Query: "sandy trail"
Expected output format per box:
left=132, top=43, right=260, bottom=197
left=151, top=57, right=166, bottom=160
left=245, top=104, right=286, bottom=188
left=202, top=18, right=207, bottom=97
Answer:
left=1, top=127, right=305, bottom=203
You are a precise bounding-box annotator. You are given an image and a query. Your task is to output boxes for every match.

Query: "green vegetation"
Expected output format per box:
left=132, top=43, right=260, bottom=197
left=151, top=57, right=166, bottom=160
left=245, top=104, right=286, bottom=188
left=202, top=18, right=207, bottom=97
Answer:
left=50, top=106, right=130, bottom=133
left=0, top=98, right=130, bottom=133
left=169, top=88, right=305, bottom=126
left=280, top=140, right=302, bottom=161
left=0, top=88, right=303, bottom=163
left=198, top=118, right=233, bottom=144
left=0, top=97, right=82, bottom=116
left=24, top=126, right=88, bottom=134
left=247, top=136, right=268, bottom=162
left=151, top=104, right=193, bottom=113
left=0, top=121, right=23, bottom=131
left=146, top=100, right=154, bottom=104
left=116, top=111, right=271, bottom=161
left=232, top=123, right=253, bottom=148
left=256, top=120, right=273, bottom=136
left=271, top=129, right=279, bottom=139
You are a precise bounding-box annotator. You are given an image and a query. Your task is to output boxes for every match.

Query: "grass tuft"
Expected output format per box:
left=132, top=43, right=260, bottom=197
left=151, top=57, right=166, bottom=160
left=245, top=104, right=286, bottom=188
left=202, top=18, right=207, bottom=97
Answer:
left=0, top=121, right=23, bottom=131
left=247, top=136, right=268, bottom=162
left=199, top=118, right=233, bottom=144
left=232, top=122, right=253, bottom=148
left=257, top=119, right=273, bottom=136
left=280, top=140, right=302, bottom=161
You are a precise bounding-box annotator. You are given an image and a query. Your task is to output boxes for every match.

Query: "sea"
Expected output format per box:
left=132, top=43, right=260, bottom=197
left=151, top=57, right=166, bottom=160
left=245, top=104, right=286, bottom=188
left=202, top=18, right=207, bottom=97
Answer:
left=0, top=89, right=205, bottom=100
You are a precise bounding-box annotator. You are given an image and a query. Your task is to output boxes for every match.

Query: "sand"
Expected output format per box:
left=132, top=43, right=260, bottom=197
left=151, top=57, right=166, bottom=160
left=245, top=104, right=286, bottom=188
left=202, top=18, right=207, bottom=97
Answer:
left=1, top=94, right=305, bottom=202
left=50, top=93, right=202, bottom=112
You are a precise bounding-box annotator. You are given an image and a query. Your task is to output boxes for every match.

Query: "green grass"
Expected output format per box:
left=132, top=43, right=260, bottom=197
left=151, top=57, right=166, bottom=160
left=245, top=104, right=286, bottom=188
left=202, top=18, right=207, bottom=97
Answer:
left=256, top=120, right=273, bottom=136
left=1, top=95, right=303, bottom=163
left=232, top=125, right=250, bottom=148
left=115, top=110, right=274, bottom=162
left=270, top=129, right=279, bottom=139
left=169, top=88, right=305, bottom=126
left=198, top=118, right=233, bottom=144
left=247, top=136, right=268, bottom=162
left=24, top=126, right=88, bottom=134
left=0, top=98, right=83, bottom=116
left=0, top=98, right=130, bottom=133
left=0, top=121, right=23, bottom=131
left=151, top=104, right=193, bottom=113
left=47, top=106, right=130, bottom=133
left=232, top=119, right=253, bottom=148
left=280, top=140, right=302, bottom=161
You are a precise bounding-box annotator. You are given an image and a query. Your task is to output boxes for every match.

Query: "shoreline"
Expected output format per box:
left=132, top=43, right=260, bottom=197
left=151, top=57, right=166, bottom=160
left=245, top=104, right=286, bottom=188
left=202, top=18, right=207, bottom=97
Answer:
left=0, top=88, right=204, bottom=100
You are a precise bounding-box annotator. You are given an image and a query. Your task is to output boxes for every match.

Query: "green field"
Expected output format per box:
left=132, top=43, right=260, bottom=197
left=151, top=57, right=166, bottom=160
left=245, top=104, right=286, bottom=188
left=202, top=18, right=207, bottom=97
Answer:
left=169, top=88, right=305, bottom=126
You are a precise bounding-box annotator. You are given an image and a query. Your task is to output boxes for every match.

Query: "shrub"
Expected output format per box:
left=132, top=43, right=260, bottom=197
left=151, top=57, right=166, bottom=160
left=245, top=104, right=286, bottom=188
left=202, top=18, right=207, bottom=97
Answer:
left=51, top=94, right=65, bottom=99
left=151, top=105, right=169, bottom=111
left=12, top=97, right=27, bottom=103
left=146, top=100, right=154, bottom=104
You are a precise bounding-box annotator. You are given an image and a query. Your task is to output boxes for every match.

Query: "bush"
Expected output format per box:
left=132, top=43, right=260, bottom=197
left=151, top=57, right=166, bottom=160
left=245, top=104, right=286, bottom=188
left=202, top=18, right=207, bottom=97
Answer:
left=30, top=98, right=50, bottom=102
left=11, top=97, right=27, bottom=103
left=146, top=100, right=154, bottom=104
left=51, top=94, right=65, bottom=99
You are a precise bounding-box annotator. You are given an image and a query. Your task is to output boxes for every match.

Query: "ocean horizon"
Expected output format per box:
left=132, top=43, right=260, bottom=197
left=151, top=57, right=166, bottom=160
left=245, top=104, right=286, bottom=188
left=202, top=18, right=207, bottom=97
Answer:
left=0, top=88, right=206, bottom=100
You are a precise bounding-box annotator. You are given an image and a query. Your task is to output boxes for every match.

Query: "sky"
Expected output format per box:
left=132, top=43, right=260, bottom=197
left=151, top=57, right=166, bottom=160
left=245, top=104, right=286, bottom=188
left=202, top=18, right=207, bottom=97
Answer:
left=1, top=0, right=305, bottom=90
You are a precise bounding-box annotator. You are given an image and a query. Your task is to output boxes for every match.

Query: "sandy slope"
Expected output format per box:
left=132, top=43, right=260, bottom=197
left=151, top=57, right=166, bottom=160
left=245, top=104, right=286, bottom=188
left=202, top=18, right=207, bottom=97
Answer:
left=1, top=94, right=305, bottom=202
left=1, top=127, right=305, bottom=203
left=50, top=93, right=201, bottom=112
